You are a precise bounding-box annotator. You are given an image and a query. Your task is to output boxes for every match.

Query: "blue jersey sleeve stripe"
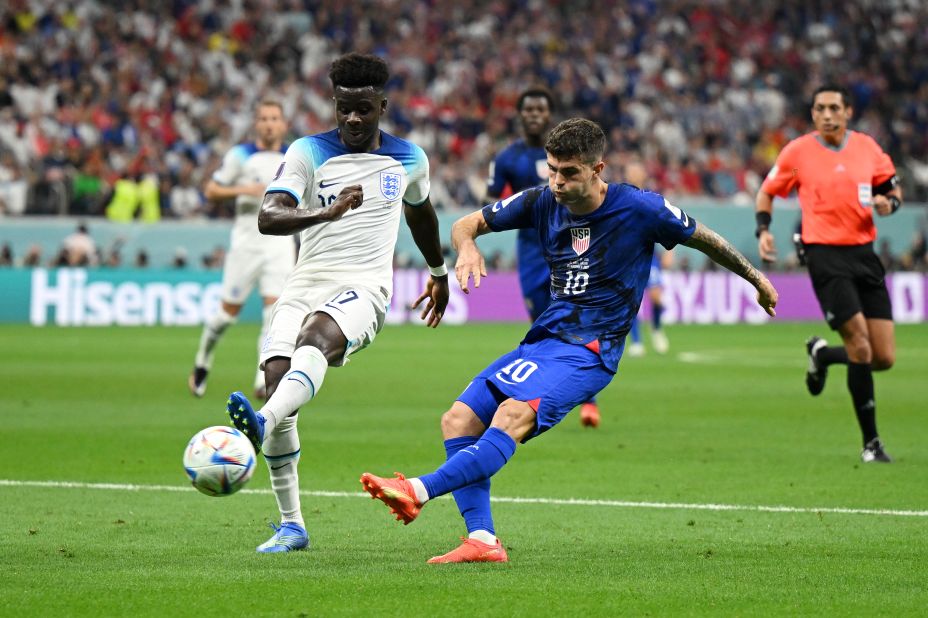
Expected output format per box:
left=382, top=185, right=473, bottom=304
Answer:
left=266, top=187, right=301, bottom=203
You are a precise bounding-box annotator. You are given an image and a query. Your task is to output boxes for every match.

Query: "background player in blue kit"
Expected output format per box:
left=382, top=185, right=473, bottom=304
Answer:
left=486, top=87, right=602, bottom=428
left=360, top=118, right=778, bottom=564
left=623, top=160, right=671, bottom=357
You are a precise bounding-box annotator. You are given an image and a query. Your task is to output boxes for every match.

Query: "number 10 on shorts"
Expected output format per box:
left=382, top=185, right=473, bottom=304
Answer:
left=495, top=359, right=538, bottom=384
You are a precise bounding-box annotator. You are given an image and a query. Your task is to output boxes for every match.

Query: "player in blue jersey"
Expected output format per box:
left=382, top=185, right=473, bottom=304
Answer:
left=622, top=161, right=671, bottom=357
left=224, top=53, right=449, bottom=553
left=486, top=87, right=602, bottom=428
left=361, top=118, right=778, bottom=564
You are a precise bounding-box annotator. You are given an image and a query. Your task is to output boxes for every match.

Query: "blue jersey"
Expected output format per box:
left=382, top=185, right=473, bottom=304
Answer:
left=482, top=184, right=696, bottom=371
left=487, top=140, right=550, bottom=309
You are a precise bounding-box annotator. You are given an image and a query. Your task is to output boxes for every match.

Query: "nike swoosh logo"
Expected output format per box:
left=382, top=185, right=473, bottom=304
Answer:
left=270, top=463, right=291, bottom=471
left=319, top=180, right=338, bottom=188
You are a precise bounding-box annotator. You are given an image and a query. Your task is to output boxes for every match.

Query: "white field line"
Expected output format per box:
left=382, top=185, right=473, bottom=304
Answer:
left=1, top=478, right=926, bottom=518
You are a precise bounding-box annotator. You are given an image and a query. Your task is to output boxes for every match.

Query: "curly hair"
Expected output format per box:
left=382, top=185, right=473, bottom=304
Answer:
left=329, top=53, right=390, bottom=90
left=544, top=118, right=606, bottom=164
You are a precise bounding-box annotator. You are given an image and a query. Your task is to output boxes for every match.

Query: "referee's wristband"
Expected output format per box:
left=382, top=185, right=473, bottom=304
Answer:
left=428, top=262, right=448, bottom=277
left=888, top=195, right=901, bottom=214
left=755, top=211, right=772, bottom=238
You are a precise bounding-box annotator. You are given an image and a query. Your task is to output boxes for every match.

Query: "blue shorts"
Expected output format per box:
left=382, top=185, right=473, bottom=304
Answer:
left=456, top=337, right=615, bottom=442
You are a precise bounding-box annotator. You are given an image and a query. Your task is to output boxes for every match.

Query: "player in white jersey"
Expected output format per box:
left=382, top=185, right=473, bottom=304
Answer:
left=224, top=53, right=449, bottom=553
left=189, top=101, right=295, bottom=400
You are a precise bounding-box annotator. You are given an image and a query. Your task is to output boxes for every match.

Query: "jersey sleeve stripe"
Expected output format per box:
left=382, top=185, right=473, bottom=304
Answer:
left=402, top=194, right=429, bottom=207
left=266, top=187, right=301, bottom=203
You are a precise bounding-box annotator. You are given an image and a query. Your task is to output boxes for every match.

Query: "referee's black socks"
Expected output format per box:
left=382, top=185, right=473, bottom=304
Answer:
left=847, top=362, right=878, bottom=445
left=818, top=345, right=849, bottom=367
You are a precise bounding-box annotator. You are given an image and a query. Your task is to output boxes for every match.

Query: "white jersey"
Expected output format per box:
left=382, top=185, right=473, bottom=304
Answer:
left=212, top=142, right=288, bottom=249
left=266, top=129, right=430, bottom=298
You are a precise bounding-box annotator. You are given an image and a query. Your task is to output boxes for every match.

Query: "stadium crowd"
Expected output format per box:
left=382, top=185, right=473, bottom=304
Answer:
left=0, top=0, right=926, bottom=223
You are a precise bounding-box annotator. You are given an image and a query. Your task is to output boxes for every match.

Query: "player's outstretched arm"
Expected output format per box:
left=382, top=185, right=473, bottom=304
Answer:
left=451, top=210, right=491, bottom=294
left=204, top=179, right=266, bottom=201
left=405, top=197, right=450, bottom=328
left=684, top=222, right=778, bottom=316
left=258, top=186, right=363, bottom=235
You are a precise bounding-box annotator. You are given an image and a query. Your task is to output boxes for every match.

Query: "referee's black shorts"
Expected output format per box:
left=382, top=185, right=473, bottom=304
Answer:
left=805, top=242, right=893, bottom=330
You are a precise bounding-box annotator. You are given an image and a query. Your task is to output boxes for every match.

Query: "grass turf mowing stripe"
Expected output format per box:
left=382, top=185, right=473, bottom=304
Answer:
left=3, top=478, right=926, bottom=518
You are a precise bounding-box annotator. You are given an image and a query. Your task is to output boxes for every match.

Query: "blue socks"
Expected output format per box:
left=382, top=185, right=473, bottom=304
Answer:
left=420, top=428, right=517, bottom=517
left=441, top=436, right=494, bottom=534
left=652, top=303, right=664, bottom=330
left=629, top=317, right=641, bottom=343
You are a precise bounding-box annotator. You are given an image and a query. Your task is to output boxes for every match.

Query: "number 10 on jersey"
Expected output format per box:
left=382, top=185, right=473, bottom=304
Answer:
left=562, top=270, right=589, bottom=295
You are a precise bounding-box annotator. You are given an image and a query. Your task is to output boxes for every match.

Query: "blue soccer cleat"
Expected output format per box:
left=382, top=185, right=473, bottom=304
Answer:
left=257, top=522, right=309, bottom=553
left=227, top=391, right=266, bottom=453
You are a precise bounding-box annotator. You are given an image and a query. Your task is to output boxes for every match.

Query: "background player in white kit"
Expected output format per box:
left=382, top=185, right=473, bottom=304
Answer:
left=224, top=53, right=449, bottom=553
left=189, top=101, right=294, bottom=400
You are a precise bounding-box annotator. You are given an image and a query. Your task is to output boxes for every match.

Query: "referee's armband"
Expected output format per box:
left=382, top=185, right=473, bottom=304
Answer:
left=873, top=175, right=898, bottom=195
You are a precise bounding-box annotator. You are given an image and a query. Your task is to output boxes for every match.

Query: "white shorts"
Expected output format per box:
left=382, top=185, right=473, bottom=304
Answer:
left=260, top=282, right=388, bottom=368
left=221, top=242, right=296, bottom=305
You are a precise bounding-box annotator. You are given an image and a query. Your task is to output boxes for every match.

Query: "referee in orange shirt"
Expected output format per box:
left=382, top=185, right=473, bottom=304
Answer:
left=755, top=85, right=902, bottom=463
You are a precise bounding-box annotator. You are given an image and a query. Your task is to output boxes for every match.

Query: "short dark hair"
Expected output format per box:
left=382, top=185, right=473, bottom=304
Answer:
left=329, top=53, right=390, bottom=90
left=256, top=99, right=284, bottom=114
left=517, top=86, right=555, bottom=112
left=812, top=84, right=852, bottom=108
left=545, top=118, right=606, bottom=164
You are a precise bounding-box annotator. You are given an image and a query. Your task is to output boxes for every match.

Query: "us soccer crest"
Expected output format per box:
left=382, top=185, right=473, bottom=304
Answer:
left=571, top=228, right=591, bottom=256
left=380, top=172, right=401, bottom=200
left=535, top=158, right=549, bottom=182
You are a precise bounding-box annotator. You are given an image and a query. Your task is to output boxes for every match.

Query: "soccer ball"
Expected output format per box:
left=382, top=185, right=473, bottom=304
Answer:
left=183, top=426, right=256, bottom=497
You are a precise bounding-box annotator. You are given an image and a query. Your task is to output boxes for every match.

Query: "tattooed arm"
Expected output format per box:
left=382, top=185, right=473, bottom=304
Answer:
left=683, top=222, right=779, bottom=316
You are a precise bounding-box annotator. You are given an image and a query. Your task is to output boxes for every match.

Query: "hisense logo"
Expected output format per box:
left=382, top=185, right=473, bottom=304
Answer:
left=30, top=269, right=222, bottom=326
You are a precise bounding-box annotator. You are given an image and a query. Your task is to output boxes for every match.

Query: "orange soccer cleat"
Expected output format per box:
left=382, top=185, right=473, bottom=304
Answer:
left=427, top=537, right=509, bottom=564
left=579, top=402, right=600, bottom=428
left=359, top=472, right=422, bottom=524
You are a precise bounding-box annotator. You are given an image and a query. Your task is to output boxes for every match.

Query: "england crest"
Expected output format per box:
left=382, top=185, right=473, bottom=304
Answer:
left=380, top=172, right=401, bottom=200
left=571, top=228, right=591, bottom=256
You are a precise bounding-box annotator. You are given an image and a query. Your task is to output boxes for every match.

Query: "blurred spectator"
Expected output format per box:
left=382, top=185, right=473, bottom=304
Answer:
left=201, top=245, right=225, bottom=269
left=878, top=239, right=899, bottom=271
left=0, top=242, right=12, bottom=266
left=22, top=245, right=42, bottom=267
left=105, top=173, right=161, bottom=222
left=60, top=222, right=97, bottom=266
left=172, top=247, right=189, bottom=269
left=167, top=158, right=204, bottom=219
left=0, top=0, right=923, bottom=216
left=0, top=151, right=28, bottom=215
left=900, top=229, right=927, bottom=271
left=134, top=249, right=149, bottom=268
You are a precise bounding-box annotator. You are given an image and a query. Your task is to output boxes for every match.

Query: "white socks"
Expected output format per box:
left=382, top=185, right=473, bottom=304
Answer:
left=263, top=414, right=303, bottom=528
left=469, top=530, right=497, bottom=545
left=194, top=307, right=236, bottom=369
left=409, top=478, right=430, bottom=505
left=260, top=346, right=328, bottom=435
left=255, top=304, right=274, bottom=390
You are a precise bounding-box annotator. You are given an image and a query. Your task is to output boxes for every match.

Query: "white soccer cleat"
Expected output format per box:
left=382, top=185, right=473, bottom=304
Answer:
left=627, top=342, right=645, bottom=357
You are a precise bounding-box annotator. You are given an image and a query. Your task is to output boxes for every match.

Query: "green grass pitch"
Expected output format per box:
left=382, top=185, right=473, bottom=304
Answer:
left=1, top=322, right=926, bottom=616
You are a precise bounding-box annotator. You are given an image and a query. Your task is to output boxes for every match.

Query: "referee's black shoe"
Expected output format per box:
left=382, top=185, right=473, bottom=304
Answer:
left=805, top=336, right=828, bottom=396
left=861, top=438, right=893, bottom=463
